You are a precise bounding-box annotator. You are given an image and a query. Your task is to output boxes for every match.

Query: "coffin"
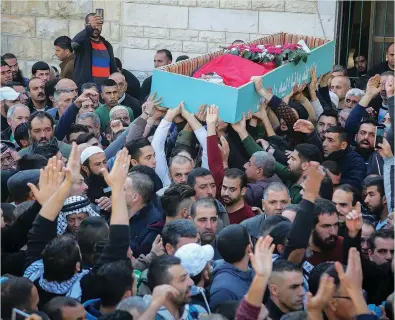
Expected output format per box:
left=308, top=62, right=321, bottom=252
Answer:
left=151, top=32, right=335, bottom=123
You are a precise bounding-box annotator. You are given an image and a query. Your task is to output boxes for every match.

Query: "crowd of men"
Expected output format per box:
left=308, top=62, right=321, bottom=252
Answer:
left=0, top=11, right=394, bottom=320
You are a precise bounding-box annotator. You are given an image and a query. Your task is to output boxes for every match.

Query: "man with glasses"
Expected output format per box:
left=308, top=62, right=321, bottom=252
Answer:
left=0, top=87, right=23, bottom=132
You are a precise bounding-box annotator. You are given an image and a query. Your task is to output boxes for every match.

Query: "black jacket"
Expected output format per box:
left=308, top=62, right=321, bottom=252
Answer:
left=140, top=76, right=152, bottom=103
left=121, top=93, right=142, bottom=118
left=26, top=214, right=130, bottom=307
left=1, top=127, right=11, bottom=141
left=122, top=69, right=141, bottom=101
left=71, top=25, right=117, bottom=86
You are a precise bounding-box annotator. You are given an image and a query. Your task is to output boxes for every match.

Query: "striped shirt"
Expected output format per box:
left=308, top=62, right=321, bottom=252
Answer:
left=90, top=40, right=110, bottom=85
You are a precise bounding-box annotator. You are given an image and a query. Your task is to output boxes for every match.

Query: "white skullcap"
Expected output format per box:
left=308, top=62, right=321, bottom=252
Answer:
left=80, top=146, right=104, bottom=164
left=0, top=87, right=19, bottom=101
left=109, top=105, right=129, bottom=118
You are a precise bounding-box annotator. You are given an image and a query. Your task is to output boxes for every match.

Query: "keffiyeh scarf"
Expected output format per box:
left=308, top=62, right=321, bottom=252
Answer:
left=57, top=196, right=100, bottom=235
left=24, top=259, right=89, bottom=300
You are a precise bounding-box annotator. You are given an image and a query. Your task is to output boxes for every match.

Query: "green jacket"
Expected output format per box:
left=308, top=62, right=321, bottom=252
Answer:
left=95, top=104, right=134, bottom=132
left=242, top=135, right=302, bottom=204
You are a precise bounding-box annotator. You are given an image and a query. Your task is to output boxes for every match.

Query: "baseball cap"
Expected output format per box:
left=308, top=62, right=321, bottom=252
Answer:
left=175, top=243, right=214, bottom=277
left=80, top=146, right=104, bottom=164
left=0, top=87, right=19, bottom=101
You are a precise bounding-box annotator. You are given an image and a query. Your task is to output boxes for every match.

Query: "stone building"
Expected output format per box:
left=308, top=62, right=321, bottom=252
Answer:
left=1, top=0, right=336, bottom=82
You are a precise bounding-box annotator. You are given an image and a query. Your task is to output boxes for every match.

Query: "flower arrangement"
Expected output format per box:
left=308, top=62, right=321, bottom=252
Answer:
left=225, top=43, right=309, bottom=67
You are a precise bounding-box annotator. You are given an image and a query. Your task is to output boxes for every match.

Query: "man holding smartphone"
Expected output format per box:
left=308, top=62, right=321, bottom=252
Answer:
left=72, top=9, right=117, bottom=87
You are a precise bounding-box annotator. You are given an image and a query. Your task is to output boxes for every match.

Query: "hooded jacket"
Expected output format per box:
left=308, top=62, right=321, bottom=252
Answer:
left=142, top=295, right=205, bottom=320
left=325, top=147, right=366, bottom=189
left=209, top=260, right=254, bottom=311
left=190, top=285, right=211, bottom=314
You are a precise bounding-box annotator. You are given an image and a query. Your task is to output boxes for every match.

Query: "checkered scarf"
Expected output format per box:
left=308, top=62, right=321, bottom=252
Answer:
left=57, top=196, right=99, bottom=235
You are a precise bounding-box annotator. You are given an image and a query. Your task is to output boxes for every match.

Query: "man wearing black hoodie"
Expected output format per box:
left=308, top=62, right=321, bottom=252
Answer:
left=323, top=126, right=366, bottom=189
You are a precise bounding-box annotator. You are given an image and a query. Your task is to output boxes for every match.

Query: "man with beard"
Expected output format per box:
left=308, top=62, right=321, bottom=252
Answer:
left=220, top=168, right=254, bottom=224
left=145, top=255, right=206, bottom=318
left=27, top=78, right=49, bottom=112
left=18, top=111, right=71, bottom=158
left=95, top=79, right=134, bottom=132
left=189, top=198, right=221, bottom=260
left=175, top=243, right=214, bottom=313
left=0, top=142, right=19, bottom=171
left=364, top=176, right=388, bottom=230
left=275, top=143, right=322, bottom=204
left=72, top=13, right=117, bottom=86
left=316, top=110, right=338, bottom=141
left=2, top=54, right=29, bottom=86
left=56, top=195, right=100, bottom=237
left=109, top=72, right=141, bottom=118
left=354, top=119, right=383, bottom=175
left=80, top=146, right=112, bottom=216
left=307, top=199, right=343, bottom=266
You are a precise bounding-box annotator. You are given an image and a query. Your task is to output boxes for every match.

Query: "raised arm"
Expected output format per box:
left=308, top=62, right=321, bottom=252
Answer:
left=152, top=103, right=182, bottom=187
left=94, top=148, right=131, bottom=269
left=206, top=105, right=225, bottom=199
left=26, top=144, right=79, bottom=265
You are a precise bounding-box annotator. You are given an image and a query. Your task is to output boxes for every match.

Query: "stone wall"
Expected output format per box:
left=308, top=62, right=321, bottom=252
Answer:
left=1, top=0, right=337, bottom=82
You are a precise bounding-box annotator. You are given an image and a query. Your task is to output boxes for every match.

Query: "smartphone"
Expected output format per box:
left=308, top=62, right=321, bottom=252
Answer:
left=11, top=308, right=30, bottom=320
left=95, top=8, right=104, bottom=20
left=374, top=124, right=385, bottom=148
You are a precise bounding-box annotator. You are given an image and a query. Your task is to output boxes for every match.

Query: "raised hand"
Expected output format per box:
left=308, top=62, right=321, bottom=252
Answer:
left=101, top=148, right=131, bottom=191
left=95, top=196, right=112, bottom=211
left=164, top=102, right=182, bottom=122
left=151, top=235, right=165, bottom=257
left=283, top=84, right=298, bottom=104
left=110, top=119, right=124, bottom=134
left=256, top=138, right=269, bottom=150
left=293, top=119, right=314, bottom=134
left=67, top=141, right=82, bottom=186
left=28, top=156, right=64, bottom=205
left=218, top=136, right=230, bottom=167
left=151, top=284, right=180, bottom=308
left=195, top=104, right=207, bottom=123
left=231, top=113, right=247, bottom=134
left=366, top=75, right=381, bottom=96
left=306, top=273, right=335, bottom=315
left=377, top=138, right=394, bottom=158
left=206, top=104, right=219, bottom=125
left=74, top=89, right=98, bottom=108
left=251, top=76, right=263, bottom=92
left=249, top=236, right=275, bottom=278
left=303, top=162, right=325, bottom=202
left=319, top=72, right=331, bottom=88
left=345, top=202, right=362, bottom=238
left=309, top=66, right=318, bottom=91
left=335, top=248, right=363, bottom=295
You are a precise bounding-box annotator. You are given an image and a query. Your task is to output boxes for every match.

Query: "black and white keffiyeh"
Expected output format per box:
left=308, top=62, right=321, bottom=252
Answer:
left=57, top=196, right=99, bottom=235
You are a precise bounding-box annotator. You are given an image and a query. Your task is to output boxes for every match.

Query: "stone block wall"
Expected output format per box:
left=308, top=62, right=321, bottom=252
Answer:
left=1, top=0, right=337, bottom=83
